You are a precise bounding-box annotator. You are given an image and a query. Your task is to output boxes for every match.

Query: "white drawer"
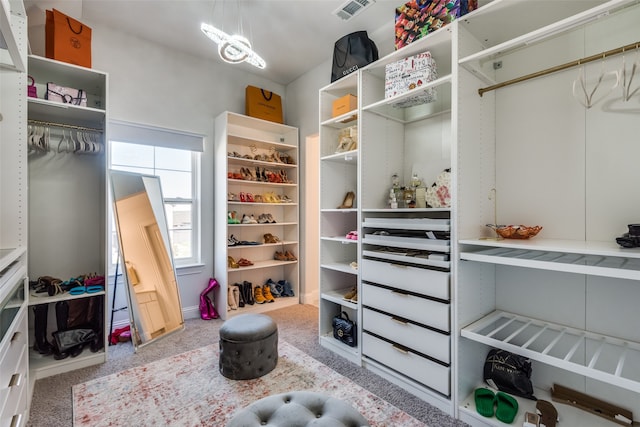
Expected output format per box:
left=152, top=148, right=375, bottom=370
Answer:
left=363, top=332, right=450, bottom=396
left=362, top=259, right=449, bottom=300
left=0, top=308, right=27, bottom=389
left=362, top=283, right=450, bottom=332
left=363, top=308, right=450, bottom=364
left=0, top=345, right=27, bottom=426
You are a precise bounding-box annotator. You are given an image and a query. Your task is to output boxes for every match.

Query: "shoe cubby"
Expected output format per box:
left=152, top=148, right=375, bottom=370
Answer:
left=215, top=112, right=299, bottom=319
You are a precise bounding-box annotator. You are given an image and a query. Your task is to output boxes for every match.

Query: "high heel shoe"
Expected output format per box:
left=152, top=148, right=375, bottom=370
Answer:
left=228, top=256, right=239, bottom=269
left=201, top=277, right=219, bottom=296
left=206, top=295, right=219, bottom=319
left=338, top=191, right=355, bottom=209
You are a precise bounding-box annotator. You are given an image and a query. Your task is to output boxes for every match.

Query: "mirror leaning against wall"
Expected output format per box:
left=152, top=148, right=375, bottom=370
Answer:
left=109, top=170, right=184, bottom=349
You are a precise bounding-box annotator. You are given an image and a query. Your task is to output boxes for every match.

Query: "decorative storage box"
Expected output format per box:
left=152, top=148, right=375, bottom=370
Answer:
left=332, top=94, right=357, bottom=118
left=385, top=51, right=437, bottom=108
left=395, top=0, right=478, bottom=50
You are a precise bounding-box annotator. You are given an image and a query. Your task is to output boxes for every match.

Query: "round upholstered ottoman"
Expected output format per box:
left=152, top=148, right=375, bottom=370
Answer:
left=219, top=313, right=278, bottom=380
left=227, top=391, right=370, bottom=427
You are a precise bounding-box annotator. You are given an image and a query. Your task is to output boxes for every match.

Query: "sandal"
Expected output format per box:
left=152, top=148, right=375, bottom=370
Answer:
left=274, top=251, right=288, bottom=261
left=237, top=258, right=254, bottom=267
left=495, top=392, right=518, bottom=424
left=536, top=400, right=558, bottom=427
left=264, top=233, right=280, bottom=244
left=285, top=250, right=297, bottom=261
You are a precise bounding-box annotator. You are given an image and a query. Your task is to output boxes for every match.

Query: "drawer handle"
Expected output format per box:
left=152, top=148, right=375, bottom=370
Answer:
left=9, top=373, right=22, bottom=387
left=392, top=344, right=409, bottom=354
left=11, top=331, right=21, bottom=342
left=11, top=413, right=22, bottom=427
left=390, top=290, right=409, bottom=296
left=390, top=263, right=408, bottom=269
left=391, top=317, right=408, bottom=325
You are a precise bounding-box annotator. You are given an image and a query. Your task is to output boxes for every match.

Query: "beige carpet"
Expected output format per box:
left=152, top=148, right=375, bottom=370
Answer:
left=72, top=340, right=426, bottom=426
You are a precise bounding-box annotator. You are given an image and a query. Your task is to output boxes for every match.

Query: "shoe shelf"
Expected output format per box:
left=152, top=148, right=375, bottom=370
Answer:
left=228, top=259, right=297, bottom=271
left=363, top=234, right=450, bottom=253
left=461, top=310, right=640, bottom=394
left=227, top=155, right=298, bottom=169
left=320, top=262, right=358, bottom=275
left=320, top=150, right=358, bottom=163
left=460, top=238, right=640, bottom=281
left=29, top=347, right=105, bottom=380
left=27, top=289, right=106, bottom=306
left=228, top=178, right=297, bottom=188
left=320, top=110, right=358, bottom=128
left=228, top=222, right=297, bottom=228
left=321, top=287, right=358, bottom=307
left=321, top=236, right=358, bottom=244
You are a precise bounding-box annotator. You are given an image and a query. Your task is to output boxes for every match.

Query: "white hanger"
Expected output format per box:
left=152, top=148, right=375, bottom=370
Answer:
left=621, top=46, right=640, bottom=102
left=572, top=57, right=620, bottom=109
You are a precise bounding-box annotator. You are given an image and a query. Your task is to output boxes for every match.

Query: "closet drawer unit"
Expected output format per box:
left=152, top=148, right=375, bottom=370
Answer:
left=363, top=332, right=450, bottom=395
left=362, top=283, right=450, bottom=332
left=0, top=344, right=28, bottom=427
left=363, top=308, right=450, bottom=364
left=0, top=307, right=27, bottom=391
left=361, top=259, right=449, bottom=300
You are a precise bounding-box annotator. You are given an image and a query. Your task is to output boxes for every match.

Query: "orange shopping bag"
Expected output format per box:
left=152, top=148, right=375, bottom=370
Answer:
left=245, top=86, right=284, bottom=124
left=46, top=8, right=92, bottom=68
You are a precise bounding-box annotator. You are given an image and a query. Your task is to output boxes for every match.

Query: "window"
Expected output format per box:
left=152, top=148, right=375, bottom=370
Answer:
left=108, top=121, right=204, bottom=269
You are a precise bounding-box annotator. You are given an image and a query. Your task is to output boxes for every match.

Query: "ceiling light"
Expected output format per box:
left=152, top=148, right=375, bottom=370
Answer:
left=201, top=23, right=266, bottom=69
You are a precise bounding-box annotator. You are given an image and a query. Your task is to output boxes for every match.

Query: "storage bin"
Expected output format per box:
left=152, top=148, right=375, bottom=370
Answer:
left=362, top=258, right=450, bottom=300
left=385, top=51, right=437, bottom=108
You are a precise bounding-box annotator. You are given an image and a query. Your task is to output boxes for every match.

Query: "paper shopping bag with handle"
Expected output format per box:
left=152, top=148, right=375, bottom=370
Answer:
left=46, top=8, right=92, bottom=68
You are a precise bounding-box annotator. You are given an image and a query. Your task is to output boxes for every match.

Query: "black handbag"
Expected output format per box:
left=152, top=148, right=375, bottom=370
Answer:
left=332, top=311, right=357, bottom=347
left=331, top=31, right=379, bottom=82
left=483, top=348, right=536, bottom=400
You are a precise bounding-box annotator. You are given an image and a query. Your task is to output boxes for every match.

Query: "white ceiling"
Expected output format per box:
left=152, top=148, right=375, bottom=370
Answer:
left=24, top=0, right=397, bottom=85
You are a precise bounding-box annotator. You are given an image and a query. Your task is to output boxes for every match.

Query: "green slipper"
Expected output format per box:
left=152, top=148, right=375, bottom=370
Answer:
left=474, top=387, right=496, bottom=418
left=496, top=391, right=519, bottom=424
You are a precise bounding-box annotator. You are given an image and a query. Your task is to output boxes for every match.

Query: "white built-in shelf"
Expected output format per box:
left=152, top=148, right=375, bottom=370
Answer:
left=363, top=208, right=451, bottom=213
left=227, top=133, right=297, bottom=151
left=320, top=150, right=358, bottom=163
left=362, top=75, right=452, bottom=124
left=227, top=156, right=298, bottom=169
left=320, top=111, right=358, bottom=128
left=320, top=262, right=358, bottom=275
left=27, top=98, right=106, bottom=127
left=321, top=236, right=358, bottom=245
left=27, top=289, right=106, bottom=307
left=227, top=259, right=297, bottom=271
left=227, top=240, right=297, bottom=249
left=0, top=247, right=25, bottom=274
left=363, top=217, right=450, bottom=232
left=227, top=178, right=297, bottom=188
left=458, top=0, right=634, bottom=84
left=363, top=250, right=450, bottom=270
left=321, top=288, right=358, bottom=307
left=363, top=234, right=450, bottom=253
left=460, top=238, right=640, bottom=280
left=227, top=222, right=297, bottom=227
left=462, top=310, right=640, bottom=394
left=29, top=347, right=105, bottom=380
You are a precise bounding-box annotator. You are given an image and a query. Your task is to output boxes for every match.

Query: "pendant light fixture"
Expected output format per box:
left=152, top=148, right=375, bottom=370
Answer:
left=201, top=1, right=266, bottom=69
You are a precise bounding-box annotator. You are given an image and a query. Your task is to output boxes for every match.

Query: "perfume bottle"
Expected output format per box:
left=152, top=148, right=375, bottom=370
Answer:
left=389, top=189, right=398, bottom=209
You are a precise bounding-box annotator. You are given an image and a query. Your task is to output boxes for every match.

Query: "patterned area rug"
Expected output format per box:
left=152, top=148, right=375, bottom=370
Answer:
left=72, top=340, right=426, bottom=426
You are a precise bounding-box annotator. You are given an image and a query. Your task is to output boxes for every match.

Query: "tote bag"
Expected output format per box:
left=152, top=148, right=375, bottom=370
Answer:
left=245, top=86, right=284, bottom=124
left=46, top=8, right=92, bottom=68
left=331, top=31, right=378, bottom=82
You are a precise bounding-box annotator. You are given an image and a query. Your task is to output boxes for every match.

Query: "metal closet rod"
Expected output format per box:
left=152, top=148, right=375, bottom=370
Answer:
left=28, top=119, right=103, bottom=132
left=478, top=40, right=640, bottom=97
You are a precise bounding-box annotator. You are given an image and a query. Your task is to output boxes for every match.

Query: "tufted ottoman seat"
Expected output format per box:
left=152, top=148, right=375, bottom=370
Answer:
left=219, top=313, right=278, bottom=380
left=227, top=391, right=370, bottom=427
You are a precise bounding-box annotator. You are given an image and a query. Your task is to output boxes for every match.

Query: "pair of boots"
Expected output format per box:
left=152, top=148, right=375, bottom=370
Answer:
left=199, top=278, right=220, bottom=320
left=228, top=281, right=255, bottom=310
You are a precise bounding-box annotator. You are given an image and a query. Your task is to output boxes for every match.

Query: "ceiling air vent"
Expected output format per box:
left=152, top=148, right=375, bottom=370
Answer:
left=333, top=0, right=375, bottom=20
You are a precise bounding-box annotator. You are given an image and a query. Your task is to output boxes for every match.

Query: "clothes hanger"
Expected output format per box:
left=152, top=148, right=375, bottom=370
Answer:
left=572, top=55, right=620, bottom=108
left=621, top=45, right=639, bottom=102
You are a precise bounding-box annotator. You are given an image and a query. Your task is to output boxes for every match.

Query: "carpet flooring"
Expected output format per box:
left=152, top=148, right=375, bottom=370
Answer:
left=73, top=341, right=425, bottom=426
left=27, top=304, right=468, bottom=427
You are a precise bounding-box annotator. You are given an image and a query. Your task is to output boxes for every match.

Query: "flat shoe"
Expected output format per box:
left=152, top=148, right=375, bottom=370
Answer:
left=474, top=388, right=496, bottom=418
left=536, top=400, right=558, bottom=427
left=495, top=391, right=518, bottom=424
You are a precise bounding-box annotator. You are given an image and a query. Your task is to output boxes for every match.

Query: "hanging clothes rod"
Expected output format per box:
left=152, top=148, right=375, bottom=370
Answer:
left=27, top=119, right=103, bottom=132
left=478, top=40, right=640, bottom=97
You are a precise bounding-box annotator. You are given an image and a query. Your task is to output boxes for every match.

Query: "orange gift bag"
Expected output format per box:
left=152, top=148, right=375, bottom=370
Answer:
left=46, top=8, right=92, bottom=68
left=245, top=86, right=284, bottom=124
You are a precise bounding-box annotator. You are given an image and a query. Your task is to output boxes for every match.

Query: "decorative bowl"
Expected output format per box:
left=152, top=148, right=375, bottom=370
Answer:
left=486, top=224, right=543, bottom=239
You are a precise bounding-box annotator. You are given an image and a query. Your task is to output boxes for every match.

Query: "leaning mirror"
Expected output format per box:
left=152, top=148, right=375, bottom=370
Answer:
left=109, top=170, right=184, bottom=349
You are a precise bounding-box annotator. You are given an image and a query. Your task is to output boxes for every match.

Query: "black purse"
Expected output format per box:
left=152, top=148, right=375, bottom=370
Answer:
left=483, top=348, right=536, bottom=400
left=331, top=31, right=379, bottom=82
left=332, top=311, right=357, bottom=347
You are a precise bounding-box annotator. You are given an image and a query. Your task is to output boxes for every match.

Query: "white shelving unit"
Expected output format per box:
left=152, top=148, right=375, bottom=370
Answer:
left=214, top=112, right=300, bottom=319
left=26, top=55, right=109, bottom=384
left=456, top=1, right=640, bottom=426
left=0, top=1, right=29, bottom=424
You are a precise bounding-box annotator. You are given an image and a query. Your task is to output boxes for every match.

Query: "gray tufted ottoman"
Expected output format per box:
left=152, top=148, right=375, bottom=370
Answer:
left=219, top=313, right=278, bottom=380
left=227, top=391, right=370, bottom=427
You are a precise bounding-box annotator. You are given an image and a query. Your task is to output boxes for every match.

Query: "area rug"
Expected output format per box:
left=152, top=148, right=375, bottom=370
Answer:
left=72, top=340, right=426, bottom=426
